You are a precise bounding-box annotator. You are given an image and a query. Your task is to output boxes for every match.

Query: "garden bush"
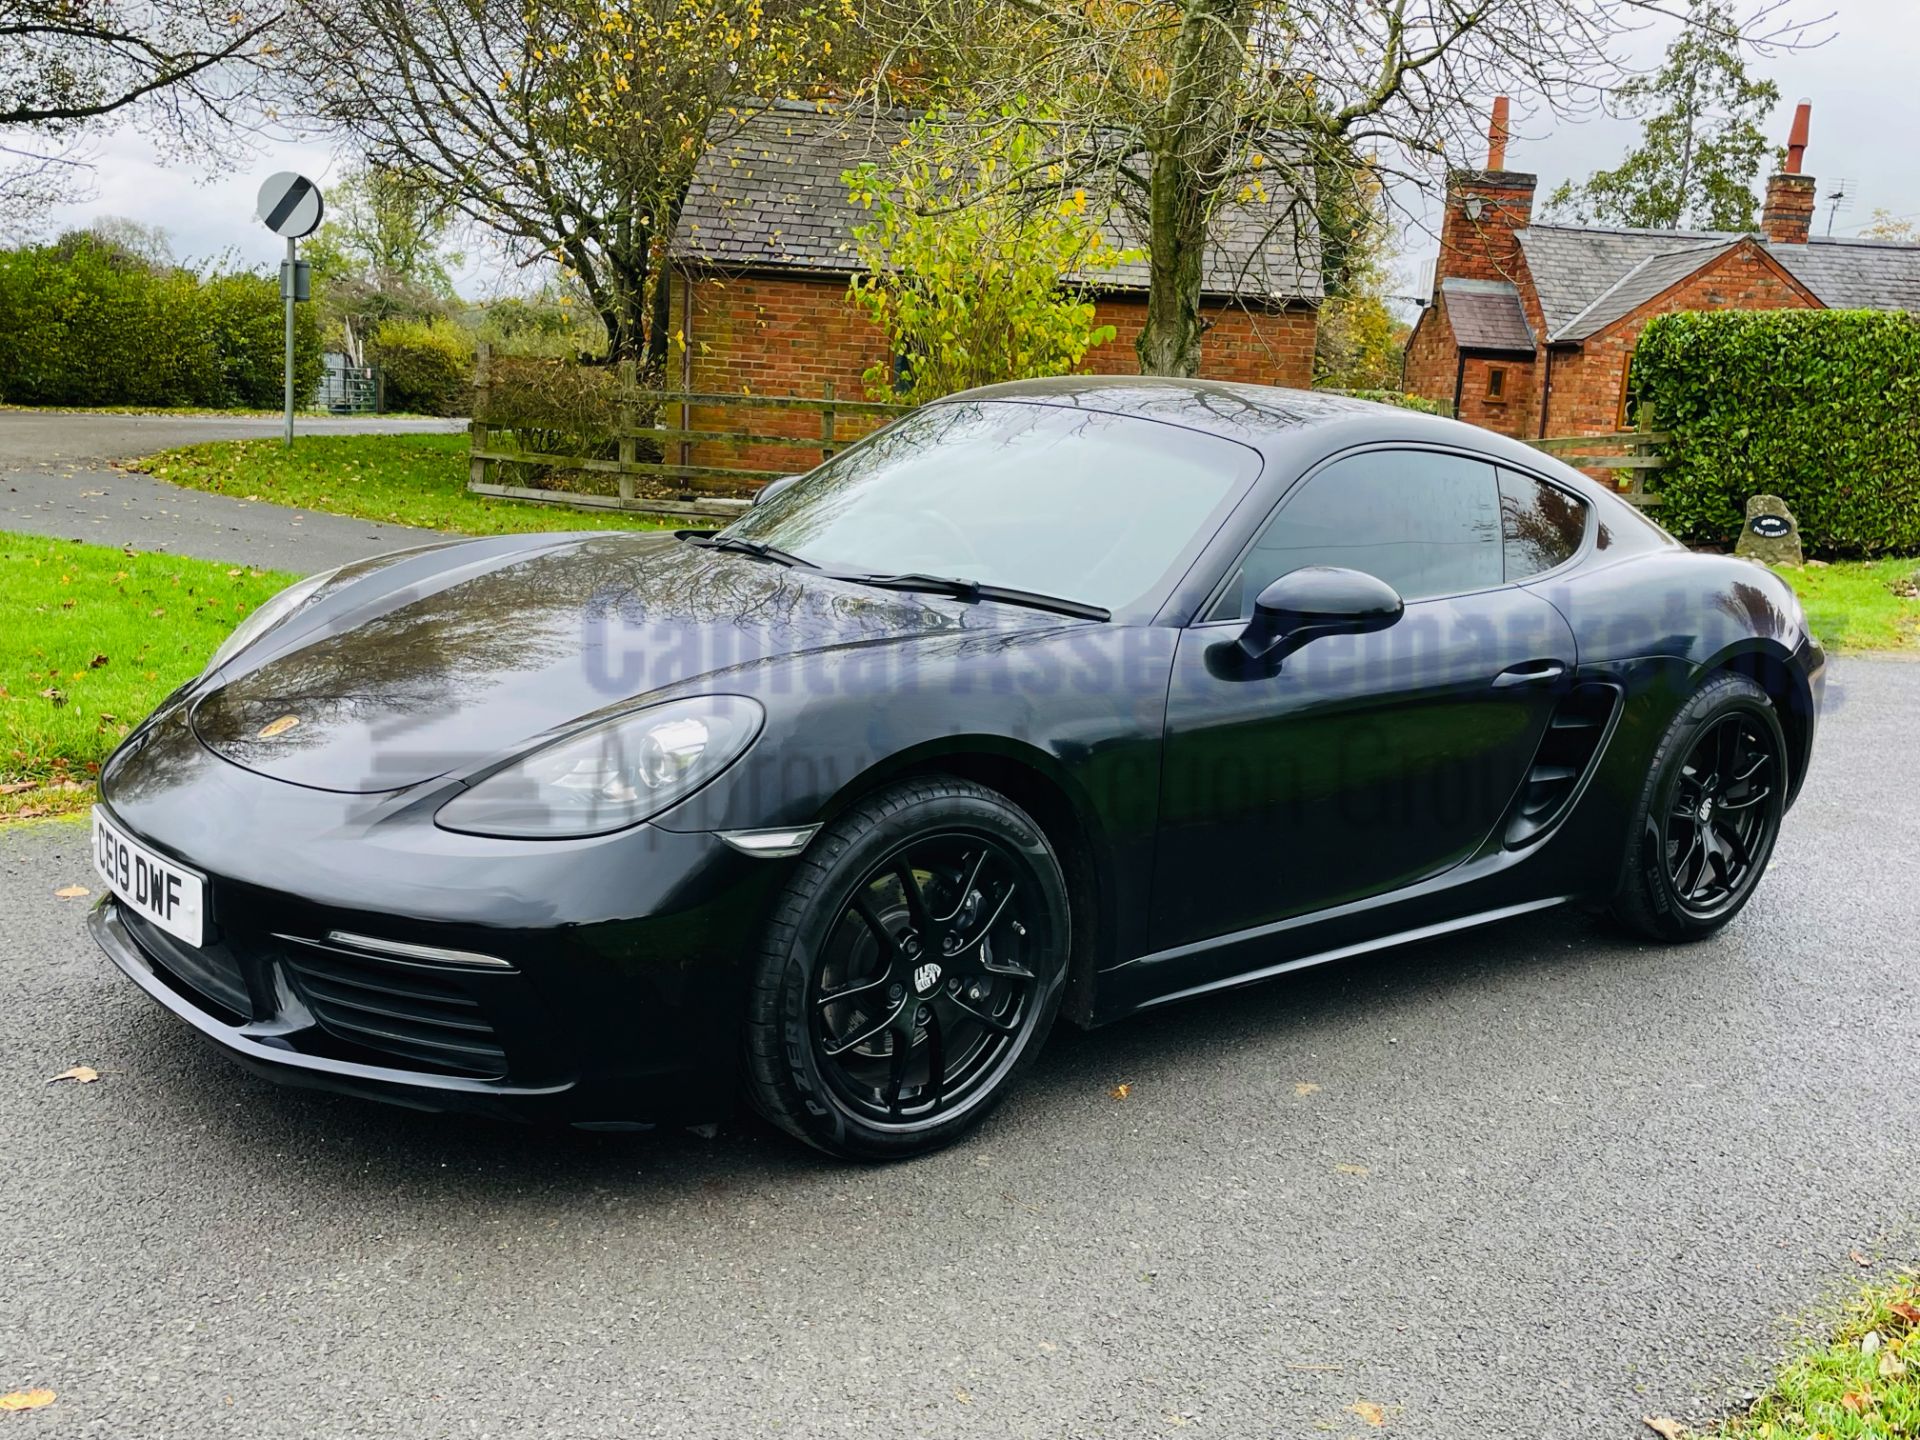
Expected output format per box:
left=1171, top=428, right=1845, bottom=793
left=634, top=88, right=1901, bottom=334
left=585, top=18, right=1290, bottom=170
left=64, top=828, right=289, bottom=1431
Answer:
left=1632, top=309, right=1920, bottom=556
left=0, top=237, right=320, bottom=408
left=370, top=316, right=475, bottom=415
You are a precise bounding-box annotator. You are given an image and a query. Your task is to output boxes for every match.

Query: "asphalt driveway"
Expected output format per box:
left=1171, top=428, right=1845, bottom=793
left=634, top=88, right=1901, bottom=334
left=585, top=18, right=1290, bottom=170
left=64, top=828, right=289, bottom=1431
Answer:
left=1, top=655, right=1915, bottom=1439
left=0, top=411, right=458, bottom=572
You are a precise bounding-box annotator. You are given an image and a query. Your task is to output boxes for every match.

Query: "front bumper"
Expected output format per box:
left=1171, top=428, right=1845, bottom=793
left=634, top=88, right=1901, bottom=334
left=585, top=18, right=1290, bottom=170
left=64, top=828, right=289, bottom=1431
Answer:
left=88, top=704, right=788, bottom=1127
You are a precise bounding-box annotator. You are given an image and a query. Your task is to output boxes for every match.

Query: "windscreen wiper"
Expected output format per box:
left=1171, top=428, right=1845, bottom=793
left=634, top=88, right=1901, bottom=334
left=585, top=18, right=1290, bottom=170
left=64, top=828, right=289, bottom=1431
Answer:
left=837, top=571, right=1110, bottom=621
left=678, top=531, right=817, bottom=569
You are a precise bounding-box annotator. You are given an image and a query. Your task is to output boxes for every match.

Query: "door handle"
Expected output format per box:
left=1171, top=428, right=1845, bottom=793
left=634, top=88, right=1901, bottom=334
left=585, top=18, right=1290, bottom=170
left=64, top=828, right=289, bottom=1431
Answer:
left=1492, top=660, right=1567, bottom=688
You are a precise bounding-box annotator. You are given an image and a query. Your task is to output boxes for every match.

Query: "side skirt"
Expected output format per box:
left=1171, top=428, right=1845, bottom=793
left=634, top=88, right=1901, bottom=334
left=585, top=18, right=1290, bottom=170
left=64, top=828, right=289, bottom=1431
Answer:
left=1097, top=894, right=1576, bottom=1021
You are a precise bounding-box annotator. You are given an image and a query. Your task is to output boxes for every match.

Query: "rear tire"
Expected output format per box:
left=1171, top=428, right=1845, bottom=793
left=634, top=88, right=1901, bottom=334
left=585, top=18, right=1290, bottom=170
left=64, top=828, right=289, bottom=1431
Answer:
left=743, top=777, right=1070, bottom=1161
left=1612, top=672, right=1787, bottom=942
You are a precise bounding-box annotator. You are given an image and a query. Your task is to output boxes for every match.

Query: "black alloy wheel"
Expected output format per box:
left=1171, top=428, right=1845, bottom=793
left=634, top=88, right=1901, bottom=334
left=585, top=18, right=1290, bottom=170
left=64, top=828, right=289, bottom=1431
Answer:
left=1662, top=710, right=1778, bottom=921
left=745, top=777, right=1070, bottom=1160
left=1614, top=672, right=1787, bottom=941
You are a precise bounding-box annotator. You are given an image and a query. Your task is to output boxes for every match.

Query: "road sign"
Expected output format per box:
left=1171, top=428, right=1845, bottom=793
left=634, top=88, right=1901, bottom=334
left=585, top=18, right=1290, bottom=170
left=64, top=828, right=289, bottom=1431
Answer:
left=256, top=172, right=324, bottom=240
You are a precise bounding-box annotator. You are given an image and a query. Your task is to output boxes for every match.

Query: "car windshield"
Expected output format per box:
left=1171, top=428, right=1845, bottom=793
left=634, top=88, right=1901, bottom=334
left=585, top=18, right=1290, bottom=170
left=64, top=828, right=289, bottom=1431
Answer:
left=720, top=400, right=1258, bottom=613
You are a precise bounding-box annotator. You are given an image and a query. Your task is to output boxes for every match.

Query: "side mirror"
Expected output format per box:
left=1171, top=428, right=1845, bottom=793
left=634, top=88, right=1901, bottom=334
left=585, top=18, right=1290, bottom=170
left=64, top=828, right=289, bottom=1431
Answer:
left=753, top=474, right=802, bottom=507
left=1237, top=566, right=1403, bottom=663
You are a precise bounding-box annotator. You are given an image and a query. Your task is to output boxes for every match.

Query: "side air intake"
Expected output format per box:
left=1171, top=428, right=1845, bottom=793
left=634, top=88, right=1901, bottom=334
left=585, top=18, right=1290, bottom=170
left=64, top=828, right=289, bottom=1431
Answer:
left=1504, top=681, right=1622, bottom=848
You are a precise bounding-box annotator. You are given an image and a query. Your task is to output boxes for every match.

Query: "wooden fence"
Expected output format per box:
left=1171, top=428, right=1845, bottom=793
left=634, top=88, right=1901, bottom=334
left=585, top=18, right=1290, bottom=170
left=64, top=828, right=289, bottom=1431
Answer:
left=467, top=349, right=912, bottom=522
left=1521, top=426, right=1667, bottom=508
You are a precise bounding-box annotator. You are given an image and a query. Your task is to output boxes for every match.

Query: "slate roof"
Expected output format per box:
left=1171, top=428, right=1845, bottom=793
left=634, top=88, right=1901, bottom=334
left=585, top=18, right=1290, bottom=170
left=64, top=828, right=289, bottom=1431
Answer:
left=1439, top=277, right=1534, bottom=352
left=670, top=101, right=1322, bottom=302
left=1516, top=222, right=1920, bottom=341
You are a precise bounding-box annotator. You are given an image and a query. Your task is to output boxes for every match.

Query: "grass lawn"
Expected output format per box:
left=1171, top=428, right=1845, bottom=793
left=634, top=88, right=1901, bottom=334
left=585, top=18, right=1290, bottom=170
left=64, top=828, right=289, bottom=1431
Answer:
left=0, top=532, right=295, bottom=819
left=134, top=433, right=682, bottom=536
left=1779, top=558, right=1920, bottom=653
left=1699, top=1275, right=1920, bottom=1438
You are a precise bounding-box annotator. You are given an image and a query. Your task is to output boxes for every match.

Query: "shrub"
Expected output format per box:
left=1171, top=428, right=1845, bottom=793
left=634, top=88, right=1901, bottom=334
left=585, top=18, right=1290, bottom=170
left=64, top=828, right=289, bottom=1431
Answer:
left=0, top=238, right=319, bottom=408
left=1632, top=309, right=1920, bottom=556
left=1316, top=387, right=1449, bottom=415
left=370, top=316, right=475, bottom=415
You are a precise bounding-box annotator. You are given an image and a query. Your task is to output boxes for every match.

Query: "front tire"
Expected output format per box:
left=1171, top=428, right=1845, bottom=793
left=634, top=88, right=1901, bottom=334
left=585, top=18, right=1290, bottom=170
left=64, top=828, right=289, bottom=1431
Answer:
left=1612, top=672, right=1787, bottom=942
left=744, top=777, right=1070, bottom=1161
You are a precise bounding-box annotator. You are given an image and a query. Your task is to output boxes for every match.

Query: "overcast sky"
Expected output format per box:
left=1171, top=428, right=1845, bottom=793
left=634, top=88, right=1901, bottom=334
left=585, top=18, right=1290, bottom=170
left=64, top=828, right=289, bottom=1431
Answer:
left=38, top=0, right=1920, bottom=297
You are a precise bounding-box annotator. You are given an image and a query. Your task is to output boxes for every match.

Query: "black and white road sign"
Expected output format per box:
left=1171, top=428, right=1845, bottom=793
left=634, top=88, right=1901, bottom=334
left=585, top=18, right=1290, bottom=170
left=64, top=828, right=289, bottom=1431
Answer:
left=256, top=172, right=325, bottom=239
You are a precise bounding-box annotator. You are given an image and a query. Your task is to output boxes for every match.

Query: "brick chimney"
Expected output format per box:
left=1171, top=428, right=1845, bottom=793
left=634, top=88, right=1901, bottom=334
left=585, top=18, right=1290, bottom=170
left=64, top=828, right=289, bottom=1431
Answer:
left=1762, top=101, right=1816, bottom=246
left=1436, top=96, right=1537, bottom=287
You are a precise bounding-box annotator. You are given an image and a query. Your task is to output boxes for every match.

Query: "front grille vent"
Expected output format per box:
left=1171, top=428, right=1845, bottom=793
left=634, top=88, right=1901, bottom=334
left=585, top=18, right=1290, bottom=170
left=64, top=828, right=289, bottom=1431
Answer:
left=280, top=939, right=508, bottom=1078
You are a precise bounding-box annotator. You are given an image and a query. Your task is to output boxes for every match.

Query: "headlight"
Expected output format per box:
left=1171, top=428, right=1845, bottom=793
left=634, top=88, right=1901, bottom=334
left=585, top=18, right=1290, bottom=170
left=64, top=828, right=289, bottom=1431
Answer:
left=204, top=567, right=341, bottom=674
left=435, top=695, right=764, bottom=839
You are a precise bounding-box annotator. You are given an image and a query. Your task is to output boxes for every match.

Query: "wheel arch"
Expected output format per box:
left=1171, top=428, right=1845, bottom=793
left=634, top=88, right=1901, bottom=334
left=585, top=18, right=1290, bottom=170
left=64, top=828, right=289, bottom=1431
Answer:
left=1694, top=639, right=1813, bottom=807
left=816, top=737, right=1114, bottom=1028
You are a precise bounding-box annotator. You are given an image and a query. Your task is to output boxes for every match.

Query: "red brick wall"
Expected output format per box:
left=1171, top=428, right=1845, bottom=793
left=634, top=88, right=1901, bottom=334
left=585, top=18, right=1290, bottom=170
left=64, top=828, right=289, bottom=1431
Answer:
left=1436, top=171, right=1538, bottom=286
left=1084, top=297, right=1318, bottom=386
left=1459, top=356, right=1537, bottom=438
left=670, top=269, right=1319, bottom=477
left=1541, top=245, right=1821, bottom=436
left=1402, top=302, right=1457, bottom=413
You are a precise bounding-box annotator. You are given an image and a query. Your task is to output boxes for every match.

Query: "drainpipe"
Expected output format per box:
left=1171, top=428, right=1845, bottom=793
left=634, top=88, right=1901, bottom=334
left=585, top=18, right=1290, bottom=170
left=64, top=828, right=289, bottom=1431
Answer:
left=1536, top=345, right=1554, bottom=438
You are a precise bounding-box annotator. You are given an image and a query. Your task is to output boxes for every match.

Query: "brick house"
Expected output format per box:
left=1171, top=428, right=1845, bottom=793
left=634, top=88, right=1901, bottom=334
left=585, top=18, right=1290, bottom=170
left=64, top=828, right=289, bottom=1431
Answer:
left=1405, top=98, right=1920, bottom=439
left=665, top=101, right=1322, bottom=410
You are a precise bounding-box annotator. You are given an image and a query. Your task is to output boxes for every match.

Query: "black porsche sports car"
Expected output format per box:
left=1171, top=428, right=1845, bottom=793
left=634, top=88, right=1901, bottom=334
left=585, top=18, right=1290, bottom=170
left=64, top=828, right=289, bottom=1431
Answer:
left=89, top=378, right=1823, bottom=1159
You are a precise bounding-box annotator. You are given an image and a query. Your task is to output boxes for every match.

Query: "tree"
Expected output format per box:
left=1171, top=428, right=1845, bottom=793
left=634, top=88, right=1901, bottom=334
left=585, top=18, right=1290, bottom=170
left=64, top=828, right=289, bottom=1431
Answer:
left=1544, top=1, right=1781, bottom=232
left=844, top=117, right=1132, bottom=404
left=1313, top=163, right=1405, bottom=391
left=304, top=163, right=463, bottom=297
left=862, top=0, right=1814, bottom=376
left=1859, top=209, right=1917, bottom=243
left=283, top=0, right=853, bottom=366
left=2, top=0, right=282, bottom=230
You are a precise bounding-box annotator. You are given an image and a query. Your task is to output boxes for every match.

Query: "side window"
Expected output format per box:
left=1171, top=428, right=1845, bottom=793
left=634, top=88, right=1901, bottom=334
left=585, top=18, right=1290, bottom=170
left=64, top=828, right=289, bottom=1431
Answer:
left=1210, top=451, right=1502, bottom=619
left=1498, top=468, right=1588, bottom=579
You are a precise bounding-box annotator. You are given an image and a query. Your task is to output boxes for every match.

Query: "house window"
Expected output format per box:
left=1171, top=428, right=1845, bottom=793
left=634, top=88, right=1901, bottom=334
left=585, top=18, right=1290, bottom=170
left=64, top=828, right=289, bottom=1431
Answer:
left=1616, top=349, right=1636, bottom=430
left=1486, top=366, right=1508, bottom=401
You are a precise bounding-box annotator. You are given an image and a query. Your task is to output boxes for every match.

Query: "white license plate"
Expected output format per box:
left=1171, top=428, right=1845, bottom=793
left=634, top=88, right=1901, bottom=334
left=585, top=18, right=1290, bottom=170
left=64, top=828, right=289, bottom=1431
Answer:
left=91, top=807, right=204, bottom=948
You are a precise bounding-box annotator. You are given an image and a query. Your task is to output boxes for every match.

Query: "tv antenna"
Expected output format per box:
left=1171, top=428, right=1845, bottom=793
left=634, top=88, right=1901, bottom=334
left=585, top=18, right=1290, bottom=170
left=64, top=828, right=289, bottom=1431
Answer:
left=1824, top=179, right=1853, bottom=237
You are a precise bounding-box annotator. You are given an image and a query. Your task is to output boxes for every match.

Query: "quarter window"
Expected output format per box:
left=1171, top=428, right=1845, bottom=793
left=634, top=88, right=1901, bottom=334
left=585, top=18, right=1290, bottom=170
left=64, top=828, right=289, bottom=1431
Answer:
left=1498, top=468, right=1588, bottom=579
left=1210, top=451, right=1503, bottom=618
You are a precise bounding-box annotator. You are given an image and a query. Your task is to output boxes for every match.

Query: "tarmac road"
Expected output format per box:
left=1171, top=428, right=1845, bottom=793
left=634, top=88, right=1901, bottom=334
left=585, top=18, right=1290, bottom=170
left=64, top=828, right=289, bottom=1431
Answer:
left=0, top=655, right=1914, bottom=1439
left=0, top=411, right=458, bottom=571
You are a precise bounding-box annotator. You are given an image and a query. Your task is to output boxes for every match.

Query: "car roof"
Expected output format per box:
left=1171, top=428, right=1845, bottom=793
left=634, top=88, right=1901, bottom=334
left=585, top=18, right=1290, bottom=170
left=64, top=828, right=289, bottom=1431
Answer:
left=936, top=376, right=1647, bottom=509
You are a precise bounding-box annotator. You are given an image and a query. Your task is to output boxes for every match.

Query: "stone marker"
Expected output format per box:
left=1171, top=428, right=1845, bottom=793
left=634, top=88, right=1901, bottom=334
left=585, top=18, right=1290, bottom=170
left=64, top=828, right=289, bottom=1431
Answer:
left=1735, top=493, right=1803, bottom=567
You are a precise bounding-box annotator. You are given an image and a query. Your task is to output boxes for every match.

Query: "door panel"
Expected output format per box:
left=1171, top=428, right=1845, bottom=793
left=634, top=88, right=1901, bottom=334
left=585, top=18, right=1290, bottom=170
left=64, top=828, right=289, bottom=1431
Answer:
left=1150, top=586, right=1578, bottom=954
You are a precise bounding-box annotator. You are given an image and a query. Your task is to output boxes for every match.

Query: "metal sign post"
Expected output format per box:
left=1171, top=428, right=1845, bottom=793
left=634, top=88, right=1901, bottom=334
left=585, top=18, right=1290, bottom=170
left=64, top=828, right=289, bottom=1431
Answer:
left=255, top=172, right=324, bottom=448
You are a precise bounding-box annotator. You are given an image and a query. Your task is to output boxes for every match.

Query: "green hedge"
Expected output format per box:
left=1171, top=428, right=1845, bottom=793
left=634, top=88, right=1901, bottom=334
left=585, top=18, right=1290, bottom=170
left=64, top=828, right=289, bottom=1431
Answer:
left=1632, top=309, right=1920, bottom=556
left=370, top=316, right=474, bottom=416
left=1316, top=387, right=1450, bottom=415
left=0, top=238, right=322, bottom=408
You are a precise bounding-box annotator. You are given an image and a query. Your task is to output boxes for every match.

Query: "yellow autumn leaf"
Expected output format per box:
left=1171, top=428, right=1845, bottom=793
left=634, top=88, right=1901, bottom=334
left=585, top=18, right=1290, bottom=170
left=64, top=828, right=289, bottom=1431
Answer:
left=1334, top=1163, right=1369, bottom=1177
left=47, top=1066, right=100, bottom=1084
left=0, top=1389, right=55, bottom=1411
left=1108, top=1082, right=1131, bottom=1100
left=1347, top=1399, right=1386, bottom=1427
left=54, top=884, right=90, bottom=899
left=1294, top=1081, right=1321, bottom=1096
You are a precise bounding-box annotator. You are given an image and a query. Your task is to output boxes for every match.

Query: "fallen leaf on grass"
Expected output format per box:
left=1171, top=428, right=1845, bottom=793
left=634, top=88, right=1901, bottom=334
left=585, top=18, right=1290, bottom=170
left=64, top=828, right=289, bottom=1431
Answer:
left=88, top=653, right=108, bottom=668
left=1108, top=1083, right=1131, bottom=1100
left=1642, top=1419, right=1686, bottom=1439
left=54, top=885, right=90, bottom=899
left=1346, top=1399, right=1386, bottom=1427
left=37, top=687, right=66, bottom=706
left=1839, top=1390, right=1871, bottom=1415
left=47, top=1066, right=99, bottom=1084
left=0, top=1389, right=55, bottom=1412
left=0, top=782, right=33, bottom=795
left=1888, top=1301, right=1920, bottom=1326
left=1880, top=1350, right=1908, bottom=1379
left=1294, top=1082, right=1321, bottom=1096
left=1862, top=1330, right=1882, bottom=1355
